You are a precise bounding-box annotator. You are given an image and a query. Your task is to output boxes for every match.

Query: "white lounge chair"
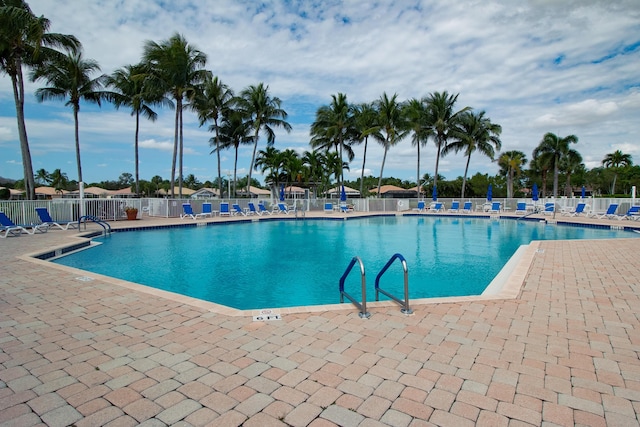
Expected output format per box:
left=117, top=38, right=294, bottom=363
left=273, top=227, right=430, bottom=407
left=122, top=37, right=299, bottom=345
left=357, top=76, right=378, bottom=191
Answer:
left=0, top=211, right=48, bottom=237
left=35, top=207, right=78, bottom=230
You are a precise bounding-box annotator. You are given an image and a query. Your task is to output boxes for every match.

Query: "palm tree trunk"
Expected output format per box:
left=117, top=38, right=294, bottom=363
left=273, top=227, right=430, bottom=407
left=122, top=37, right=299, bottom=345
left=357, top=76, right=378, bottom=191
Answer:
left=377, top=143, right=389, bottom=197
left=170, top=100, right=180, bottom=198
left=11, top=65, right=36, bottom=200
left=359, top=137, right=368, bottom=197
left=416, top=143, right=421, bottom=199
left=233, top=146, right=239, bottom=197
left=247, top=129, right=260, bottom=196
left=433, top=138, right=443, bottom=190
left=553, top=162, right=559, bottom=199
left=134, top=111, right=140, bottom=195
left=214, top=118, right=222, bottom=196
left=178, top=108, right=184, bottom=198
left=73, top=105, right=83, bottom=183
left=611, top=173, right=617, bottom=195
left=508, top=168, right=514, bottom=199
left=461, top=153, right=471, bottom=200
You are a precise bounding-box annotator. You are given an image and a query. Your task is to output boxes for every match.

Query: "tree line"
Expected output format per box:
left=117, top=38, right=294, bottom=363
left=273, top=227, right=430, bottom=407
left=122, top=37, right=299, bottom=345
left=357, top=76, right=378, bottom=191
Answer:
left=2, top=1, right=637, bottom=201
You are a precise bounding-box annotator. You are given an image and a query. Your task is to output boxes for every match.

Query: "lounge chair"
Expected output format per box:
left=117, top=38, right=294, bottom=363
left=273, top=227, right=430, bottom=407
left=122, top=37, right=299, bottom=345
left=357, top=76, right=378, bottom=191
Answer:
left=412, top=201, right=426, bottom=212
left=543, top=202, right=555, bottom=215
left=340, top=203, right=353, bottom=213
left=462, top=201, right=473, bottom=213
left=617, top=205, right=640, bottom=220
left=35, top=207, right=78, bottom=230
left=232, top=204, right=246, bottom=216
left=0, top=211, right=48, bottom=237
left=488, top=202, right=501, bottom=214
left=324, top=203, right=333, bottom=213
left=276, top=203, right=290, bottom=214
left=561, top=203, right=586, bottom=217
left=428, top=202, right=444, bottom=212
left=258, top=202, right=272, bottom=215
left=448, top=201, right=460, bottom=212
left=589, top=203, right=618, bottom=219
left=181, top=203, right=206, bottom=219
left=248, top=202, right=259, bottom=216
left=201, top=203, right=213, bottom=218
left=514, top=202, right=527, bottom=214
left=219, top=202, right=231, bottom=217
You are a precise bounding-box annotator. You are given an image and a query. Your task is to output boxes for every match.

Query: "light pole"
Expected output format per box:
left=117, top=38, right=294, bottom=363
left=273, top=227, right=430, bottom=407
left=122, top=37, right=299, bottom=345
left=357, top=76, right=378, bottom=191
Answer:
left=226, top=172, right=231, bottom=200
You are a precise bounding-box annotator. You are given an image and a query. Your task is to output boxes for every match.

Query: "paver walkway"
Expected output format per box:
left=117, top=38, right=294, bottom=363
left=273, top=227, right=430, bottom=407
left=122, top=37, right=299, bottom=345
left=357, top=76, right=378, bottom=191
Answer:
left=1, top=215, right=639, bottom=426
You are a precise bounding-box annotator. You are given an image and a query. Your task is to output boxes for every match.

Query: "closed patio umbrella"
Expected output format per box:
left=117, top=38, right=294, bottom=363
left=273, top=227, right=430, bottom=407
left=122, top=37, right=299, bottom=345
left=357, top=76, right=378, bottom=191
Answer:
left=532, top=183, right=539, bottom=201
left=279, top=184, right=285, bottom=202
left=432, top=185, right=437, bottom=201
left=581, top=185, right=586, bottom=199
left=340, top=184, right=347, bottom=202
left=487, top=184, right=492, bottom=202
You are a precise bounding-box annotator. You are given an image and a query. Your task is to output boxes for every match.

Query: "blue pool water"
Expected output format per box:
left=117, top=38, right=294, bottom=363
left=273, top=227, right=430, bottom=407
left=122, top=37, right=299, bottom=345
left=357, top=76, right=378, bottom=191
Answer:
left=54, top=216, right=637, bottom=310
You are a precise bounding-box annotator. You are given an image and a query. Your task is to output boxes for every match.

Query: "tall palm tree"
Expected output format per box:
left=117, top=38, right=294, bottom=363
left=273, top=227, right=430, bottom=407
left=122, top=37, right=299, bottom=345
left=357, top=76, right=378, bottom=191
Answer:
left=498, top=150, right=527, bottom=199
left=424, top=91, right=470, bottom=191
left=602, top=149, right=633, bottom=195
left=534, top=132, right=579, bottom=199
left=529, top=152, right=551, bottom=198
left=403, top=98, right=431, bottom=198
left=0, top=0, right=79, bottom=199
left=194, top=76, right=234, bottom=195
left=353, top=102, right=381, bottom=196
left=237, top=83, right=291, bottom=196
left=302, top=149, right=327, bottom=196
left=34, top=168, right=50, bottom=185
left=32, top=48, right=108, bottom=184
left=49, top=168, right=68, bottom=193
left=216, top=109, right=254, bottom=196
left=105, top=63, right=170, bottom=195
left=142, top=33, right=210, bottom=197
left=561, top=150, right=583, bottom=197
left=375, top=93, right=407, bottom=196
left=255, top=146, right=284, bottom=193
left=443, top=110, right=502, bottom=199
left=310, top=93, right=356, bottom=187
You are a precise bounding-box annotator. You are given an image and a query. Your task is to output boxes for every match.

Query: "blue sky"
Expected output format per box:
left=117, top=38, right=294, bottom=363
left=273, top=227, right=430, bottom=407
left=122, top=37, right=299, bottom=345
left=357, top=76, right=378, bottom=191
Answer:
left=1, top=0, right=639, bottom=185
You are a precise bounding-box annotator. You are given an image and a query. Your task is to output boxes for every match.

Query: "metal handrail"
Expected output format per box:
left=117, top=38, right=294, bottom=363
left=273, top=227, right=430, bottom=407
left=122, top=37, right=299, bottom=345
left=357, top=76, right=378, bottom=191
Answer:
left=78, top=215, right=112, bottom=236
left=375, top=253, right=413, bottom=315
left=339, top=256, right=370, bottom=319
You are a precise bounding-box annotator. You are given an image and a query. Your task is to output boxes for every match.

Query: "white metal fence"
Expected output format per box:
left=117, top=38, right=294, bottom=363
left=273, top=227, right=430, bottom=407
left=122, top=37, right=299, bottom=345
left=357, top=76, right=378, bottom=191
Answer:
left=0, top=196, right=637, bottom=225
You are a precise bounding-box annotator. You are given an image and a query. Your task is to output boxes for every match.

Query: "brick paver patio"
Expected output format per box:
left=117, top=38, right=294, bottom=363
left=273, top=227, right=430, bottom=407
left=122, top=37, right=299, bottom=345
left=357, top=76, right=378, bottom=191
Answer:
left=1, top=213, right=639, bottom=426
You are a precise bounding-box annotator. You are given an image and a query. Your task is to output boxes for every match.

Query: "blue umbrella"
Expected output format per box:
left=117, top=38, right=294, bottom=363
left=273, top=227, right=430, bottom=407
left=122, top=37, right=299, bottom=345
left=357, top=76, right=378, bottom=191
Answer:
left=340, top=184, right=347, bottom=202
left=432, top=185, right=438, bottom=201
left=279, top=184, right=285, bottom=202
left=487, top=184, right=492, bottom=202
left=581, top=185, right=586, bottom=199
left=532, top=183, right=539, bottom=201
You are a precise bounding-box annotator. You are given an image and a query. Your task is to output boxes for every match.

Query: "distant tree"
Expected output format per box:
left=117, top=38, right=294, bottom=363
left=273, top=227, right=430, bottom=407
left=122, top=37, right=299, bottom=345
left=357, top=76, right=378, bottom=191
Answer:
left=498, top=150, right=527, bottom=199
left=560, top=150, right=583, bottom=196
left=34, top=168, right=50, bottom=185
left=403, top=98, right=431, bottom=198
left=602, top=149, right=633, bottom=195
left=352, top=102, right=381, bottom=197
left=118, top=172, right=134, bottom=187
left=216, top=109, right=254, bottom=196
left=49, top=168, right=68, bottom=193
left=32, top=48, right=109, bottom=184
left=375, top=92, right=407, bottom=196
left=533, top=132, right=579, bottom=199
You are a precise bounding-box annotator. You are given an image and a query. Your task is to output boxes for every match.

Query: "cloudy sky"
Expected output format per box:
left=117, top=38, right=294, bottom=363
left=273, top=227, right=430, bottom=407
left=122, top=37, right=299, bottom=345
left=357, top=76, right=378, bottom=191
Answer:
left=1, top=0, right=639, bottom=185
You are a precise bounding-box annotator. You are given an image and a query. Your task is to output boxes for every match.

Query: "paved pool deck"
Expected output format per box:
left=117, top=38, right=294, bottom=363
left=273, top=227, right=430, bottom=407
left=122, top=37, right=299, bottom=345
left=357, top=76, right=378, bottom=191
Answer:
left=1, top=211, right=639, bottom=426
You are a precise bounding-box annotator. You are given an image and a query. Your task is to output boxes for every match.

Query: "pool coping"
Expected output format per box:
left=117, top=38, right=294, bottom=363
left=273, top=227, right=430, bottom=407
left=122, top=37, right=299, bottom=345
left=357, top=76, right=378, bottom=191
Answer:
left=19, top=213, right=638, bottom=317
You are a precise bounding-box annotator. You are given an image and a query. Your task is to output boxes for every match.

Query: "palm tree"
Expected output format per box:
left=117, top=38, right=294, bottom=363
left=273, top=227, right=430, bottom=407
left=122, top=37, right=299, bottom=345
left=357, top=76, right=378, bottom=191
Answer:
left=403, top=98, right=431, bottom=198
left=216, top=109, right=254, bottom=196
left=602, top=150, right=633, bottom=195
left=105, top=63, right=170, bottom=195
left=302, top=149, right=327, bottom=196
left=353, top=102, right=381, bottom=196
left=142, top=33, right=210, bottom=197
left=255, top=146, right=283, bottom=194
left=443, top=111, right=502, bottom=199
left=534, top=132, right=579, bottom=199
left=194, top=76, right=234, bottom=195
left=529, top=152, right=551, bottom=198
left=424, top=91, right=470, bottom=191
left=34, top=168, right=50, bottom=185
left=32, top=48, right=108, bottom=184
left=310, top=93, right=356, bottom=187
left=49, top=168, right=68, bottom=193
left=498, top=150, right=527, bottom=199
left=0, top=0, right=79, bottom=199
left=561, top=150, right=583, bottom=197
left=237, top=83, right=291, bottom=196
left=375, top=93, right=407, bottom=196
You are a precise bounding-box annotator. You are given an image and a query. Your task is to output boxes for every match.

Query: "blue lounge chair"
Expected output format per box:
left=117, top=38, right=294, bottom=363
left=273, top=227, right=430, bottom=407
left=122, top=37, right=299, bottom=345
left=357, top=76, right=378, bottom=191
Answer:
left=248, top=202, right=259, bottom=215
left=617, top=205, right=640, bottom=220
left=324, top=203, right=333, bottom=213
left=413, top=201, right=426, bottom=212
left=462, top=201, right=473, bottom=213
left=232, top=204, right=246, bottom=216
left=258, top=202, right=272, bottom=215
left=219, top=202, right=231, bottom=216
left=429, top=202, right=444, bottom=212
left=340, top=203, right=353, bottom=213
left=181, top=203, right=197, bottom=219
left=514, top=202, right=527, bottom=214
left=448, top=201, right=460, bottom=212
left=201, top=203, right=213, bottom=218
left=35, top=207, right=78, bottom=230
left=543, top=202, right=555, bottom=215
left=488, top=202, right=501, bottom=213
left=562, top=203, right=586, bottom=217
left=590, top=203, right=618, bottom=219
left=276, top=203, right=290, bottom=214
left=0, top=211, right=48, bottom=237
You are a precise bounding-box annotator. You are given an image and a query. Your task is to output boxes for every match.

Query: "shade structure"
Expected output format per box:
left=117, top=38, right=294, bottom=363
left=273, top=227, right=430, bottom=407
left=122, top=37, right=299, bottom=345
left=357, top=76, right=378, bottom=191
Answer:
left=487, top=184, right=492, bottom=201
left=279, top=184, right=285, bottom=201
left=532, top=183, right=539, bottom=201
left=581, top=185, right=586, bottom=198
left=432, top=185, right=437, bottom=201
left=340, top=185, right=347, bottom=202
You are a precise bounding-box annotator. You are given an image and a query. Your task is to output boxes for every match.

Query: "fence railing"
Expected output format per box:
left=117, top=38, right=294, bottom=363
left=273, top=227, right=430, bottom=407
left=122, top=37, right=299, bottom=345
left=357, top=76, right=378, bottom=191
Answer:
left=0, top=196, right=637, bottom=225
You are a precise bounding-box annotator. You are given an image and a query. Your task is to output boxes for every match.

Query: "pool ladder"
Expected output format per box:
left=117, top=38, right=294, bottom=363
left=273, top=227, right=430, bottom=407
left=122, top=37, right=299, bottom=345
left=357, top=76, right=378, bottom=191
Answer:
left=78, top=215, right=112, bottom=236
left=339, top=253, right=412, bottom=318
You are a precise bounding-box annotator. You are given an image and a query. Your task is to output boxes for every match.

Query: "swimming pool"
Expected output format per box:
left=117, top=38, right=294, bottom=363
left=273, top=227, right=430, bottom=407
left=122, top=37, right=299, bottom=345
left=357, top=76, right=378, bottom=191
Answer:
left=54, top=216, right=637, bottom=310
